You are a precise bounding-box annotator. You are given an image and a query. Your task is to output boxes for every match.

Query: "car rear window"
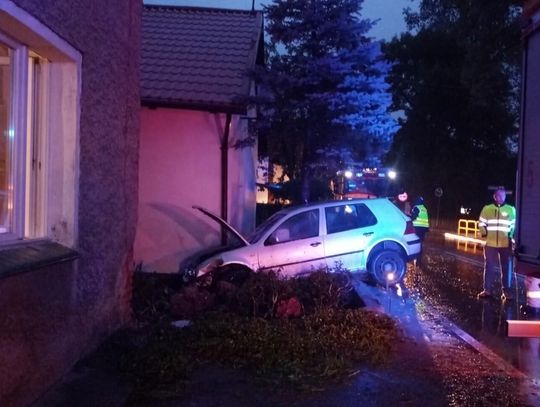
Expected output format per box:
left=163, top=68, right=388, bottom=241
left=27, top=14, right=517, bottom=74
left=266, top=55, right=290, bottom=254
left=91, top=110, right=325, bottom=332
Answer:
left=325, top=203, right=377, bottom=234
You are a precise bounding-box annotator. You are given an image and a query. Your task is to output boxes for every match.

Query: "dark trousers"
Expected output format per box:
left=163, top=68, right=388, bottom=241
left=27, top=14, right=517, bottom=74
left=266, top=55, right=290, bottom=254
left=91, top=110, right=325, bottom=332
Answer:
left=415, top=227, right=428, bottom=243
left=415, top=227, right=428, bottom=265
left=483, top=246, right=513, bottom=293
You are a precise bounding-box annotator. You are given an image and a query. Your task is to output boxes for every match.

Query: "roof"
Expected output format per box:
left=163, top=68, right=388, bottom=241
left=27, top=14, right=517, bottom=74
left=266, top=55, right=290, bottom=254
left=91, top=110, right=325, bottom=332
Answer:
left=141, top=5, right=264, bottom=114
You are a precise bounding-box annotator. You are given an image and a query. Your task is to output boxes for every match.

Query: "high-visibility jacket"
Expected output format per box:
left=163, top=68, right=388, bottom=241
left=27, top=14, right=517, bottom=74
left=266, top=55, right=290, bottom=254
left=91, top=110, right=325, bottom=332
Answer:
left=412, top=204, right=430, bottom=228
left=478, top=203, right=516, bottom=248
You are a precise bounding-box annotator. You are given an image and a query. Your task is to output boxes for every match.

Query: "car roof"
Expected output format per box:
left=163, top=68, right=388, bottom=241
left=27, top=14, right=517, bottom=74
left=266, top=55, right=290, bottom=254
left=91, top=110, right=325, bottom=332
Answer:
left=276, top=198, right=391, bottom=215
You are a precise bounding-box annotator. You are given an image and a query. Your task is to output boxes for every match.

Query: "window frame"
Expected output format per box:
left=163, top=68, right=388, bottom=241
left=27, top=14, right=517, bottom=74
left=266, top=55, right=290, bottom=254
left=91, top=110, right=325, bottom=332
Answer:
left=0, top=31, right=27, bottom=242
left=0, top=0, right=82, bottom=249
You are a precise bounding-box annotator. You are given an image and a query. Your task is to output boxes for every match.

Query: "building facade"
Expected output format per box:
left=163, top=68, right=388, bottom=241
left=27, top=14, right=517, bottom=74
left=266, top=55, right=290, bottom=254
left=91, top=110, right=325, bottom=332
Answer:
left=0, top=1, right=140, bottom=405
left=136, top=5, right=263, bottom=273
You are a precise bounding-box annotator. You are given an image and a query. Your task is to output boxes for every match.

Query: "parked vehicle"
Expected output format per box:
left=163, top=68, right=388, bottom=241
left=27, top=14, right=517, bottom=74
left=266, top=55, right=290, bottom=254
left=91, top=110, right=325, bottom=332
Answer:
left=331, top=166, right=400, bottom=200
left=515, top=1, right=540, bottom=279
left=181, top=198, right=421, bottom=285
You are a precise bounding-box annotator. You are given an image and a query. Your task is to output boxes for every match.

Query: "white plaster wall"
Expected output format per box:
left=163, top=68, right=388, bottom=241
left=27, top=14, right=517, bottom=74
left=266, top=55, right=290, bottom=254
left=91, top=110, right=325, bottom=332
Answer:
left=136, top=107, right=256, bottom=273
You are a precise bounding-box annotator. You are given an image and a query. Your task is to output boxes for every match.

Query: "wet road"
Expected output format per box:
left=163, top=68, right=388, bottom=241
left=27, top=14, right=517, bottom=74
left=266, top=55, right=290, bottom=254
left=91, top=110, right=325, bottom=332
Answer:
left=405, top=230, right=540, bottom=383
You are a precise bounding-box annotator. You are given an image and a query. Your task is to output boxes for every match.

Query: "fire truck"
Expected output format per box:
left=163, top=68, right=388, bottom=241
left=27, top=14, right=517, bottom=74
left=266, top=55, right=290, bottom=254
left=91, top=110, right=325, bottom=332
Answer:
left=515, top=0, right=540, bottom=313
left=331, top=166, right=401, bottom=201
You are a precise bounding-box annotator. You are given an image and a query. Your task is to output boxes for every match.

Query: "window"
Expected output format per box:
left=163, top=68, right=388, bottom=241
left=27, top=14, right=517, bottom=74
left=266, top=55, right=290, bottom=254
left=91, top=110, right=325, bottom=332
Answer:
left=0, top=2, right=81, bottom=248
left=325, top=204, right=377, bottom=234
left=0, top=36, right=44, bottom=239
left=0, top=42, right=11, bottom=234
left=266, top=209, right=319, bottom=245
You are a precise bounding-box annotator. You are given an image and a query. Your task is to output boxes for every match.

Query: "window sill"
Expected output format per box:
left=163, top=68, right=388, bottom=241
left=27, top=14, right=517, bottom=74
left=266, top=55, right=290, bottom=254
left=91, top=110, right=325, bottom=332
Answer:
left=0, top=240, right=79, bottom=279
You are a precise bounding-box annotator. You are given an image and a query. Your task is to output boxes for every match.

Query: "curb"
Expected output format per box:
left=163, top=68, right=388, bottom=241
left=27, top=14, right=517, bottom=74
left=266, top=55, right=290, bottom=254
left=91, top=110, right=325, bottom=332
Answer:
left=441, top=316, right=525, bottom=378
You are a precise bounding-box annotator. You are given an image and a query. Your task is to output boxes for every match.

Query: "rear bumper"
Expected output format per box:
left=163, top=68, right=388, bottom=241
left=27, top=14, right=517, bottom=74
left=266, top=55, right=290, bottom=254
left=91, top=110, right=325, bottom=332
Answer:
left=406, top=239, right=422, bottom=261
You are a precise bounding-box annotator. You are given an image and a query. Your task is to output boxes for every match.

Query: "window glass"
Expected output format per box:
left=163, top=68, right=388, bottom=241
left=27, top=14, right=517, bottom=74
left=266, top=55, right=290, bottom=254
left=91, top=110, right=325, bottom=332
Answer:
left=0, top=42, right=12, bottom=234
left=325, top=203, right=377, bottom=234
left=25, top=55, right=43, bottom=237
left=248, top=212, right=286, bottom=243
left=265, top=209, right=319, bottom=245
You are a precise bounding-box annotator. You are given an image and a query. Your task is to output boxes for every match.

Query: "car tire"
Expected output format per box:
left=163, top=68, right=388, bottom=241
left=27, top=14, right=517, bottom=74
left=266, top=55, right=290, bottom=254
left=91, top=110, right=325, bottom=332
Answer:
left=369, top=249, right=406, bottom=286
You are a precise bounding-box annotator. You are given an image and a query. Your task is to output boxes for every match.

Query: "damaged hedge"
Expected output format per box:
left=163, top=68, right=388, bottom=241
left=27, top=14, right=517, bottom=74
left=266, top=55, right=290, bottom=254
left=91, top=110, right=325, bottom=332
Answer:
left=114, top=269, right=398, bottom=398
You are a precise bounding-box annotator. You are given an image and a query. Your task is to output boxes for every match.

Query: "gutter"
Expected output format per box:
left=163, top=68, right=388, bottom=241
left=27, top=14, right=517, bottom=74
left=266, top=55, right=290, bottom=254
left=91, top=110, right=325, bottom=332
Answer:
left=221, top=113, right=232, bottom=245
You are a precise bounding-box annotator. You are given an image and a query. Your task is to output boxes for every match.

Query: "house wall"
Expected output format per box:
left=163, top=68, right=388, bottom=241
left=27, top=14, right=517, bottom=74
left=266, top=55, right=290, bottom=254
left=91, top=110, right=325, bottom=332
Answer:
left=136, top=107, right=256, bottom=273
left=0, top=1, right=140, bottom=406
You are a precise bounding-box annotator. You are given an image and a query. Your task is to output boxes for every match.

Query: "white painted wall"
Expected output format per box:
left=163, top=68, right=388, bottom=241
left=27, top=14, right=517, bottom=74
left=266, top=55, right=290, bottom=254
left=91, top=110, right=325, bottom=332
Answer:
left=135, top=107, right=256, bottom=272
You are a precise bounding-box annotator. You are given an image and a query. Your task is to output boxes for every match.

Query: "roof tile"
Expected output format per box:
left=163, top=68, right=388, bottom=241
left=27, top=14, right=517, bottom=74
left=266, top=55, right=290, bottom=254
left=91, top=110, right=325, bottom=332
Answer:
left=141, top=5, right=263, bottom=113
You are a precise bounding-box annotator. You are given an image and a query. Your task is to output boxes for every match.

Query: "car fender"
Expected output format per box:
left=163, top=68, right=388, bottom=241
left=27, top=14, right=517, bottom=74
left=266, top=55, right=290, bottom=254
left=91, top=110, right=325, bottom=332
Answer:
left=193, top=245, right=257, bottom=277
left=220, top=249, right=258, bottom=271
left=366, top=238, right=409, bottom=262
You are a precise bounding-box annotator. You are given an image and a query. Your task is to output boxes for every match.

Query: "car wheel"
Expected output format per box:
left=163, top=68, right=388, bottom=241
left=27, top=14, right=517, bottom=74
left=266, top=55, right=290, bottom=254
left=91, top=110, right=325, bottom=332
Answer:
left=369, top=250, right=406, bottom=286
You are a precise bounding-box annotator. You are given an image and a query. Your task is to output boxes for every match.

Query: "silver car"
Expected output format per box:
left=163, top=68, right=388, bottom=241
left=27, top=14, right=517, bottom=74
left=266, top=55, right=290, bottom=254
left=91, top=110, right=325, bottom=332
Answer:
left=183, top=198, right=421, bottom=285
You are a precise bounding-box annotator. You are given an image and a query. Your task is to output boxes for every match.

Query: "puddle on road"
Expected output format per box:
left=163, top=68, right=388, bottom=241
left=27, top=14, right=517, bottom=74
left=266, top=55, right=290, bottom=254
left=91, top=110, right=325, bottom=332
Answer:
left=406, top=236, right=540, bottom=380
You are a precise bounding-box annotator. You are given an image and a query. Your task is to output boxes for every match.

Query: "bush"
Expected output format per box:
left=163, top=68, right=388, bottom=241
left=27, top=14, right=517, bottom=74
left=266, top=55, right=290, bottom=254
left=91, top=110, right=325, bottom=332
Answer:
left=214, top=269, right=363, bottom=318
left=120, top=269, right=397, bottom=398
left=131, top=269, right=181, bottom=325
left=190, top=308, right=396, bottom=386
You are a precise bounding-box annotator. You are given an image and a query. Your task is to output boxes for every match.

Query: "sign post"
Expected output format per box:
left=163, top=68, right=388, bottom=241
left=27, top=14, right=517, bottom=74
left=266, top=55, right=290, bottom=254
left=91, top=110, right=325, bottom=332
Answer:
left=434, top=187, right=443, bottom=227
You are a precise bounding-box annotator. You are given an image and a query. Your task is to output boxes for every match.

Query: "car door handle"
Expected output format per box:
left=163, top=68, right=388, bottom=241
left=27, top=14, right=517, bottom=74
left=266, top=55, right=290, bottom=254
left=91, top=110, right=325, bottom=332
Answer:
left=310, top=242, right=322, bottom=247
left=363, top=232, right=374, bottom=237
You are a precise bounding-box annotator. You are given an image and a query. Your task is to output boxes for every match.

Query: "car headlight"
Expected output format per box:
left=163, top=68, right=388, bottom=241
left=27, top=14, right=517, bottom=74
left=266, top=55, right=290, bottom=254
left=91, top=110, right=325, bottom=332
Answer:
left=196, top=257, right=224, bottom=278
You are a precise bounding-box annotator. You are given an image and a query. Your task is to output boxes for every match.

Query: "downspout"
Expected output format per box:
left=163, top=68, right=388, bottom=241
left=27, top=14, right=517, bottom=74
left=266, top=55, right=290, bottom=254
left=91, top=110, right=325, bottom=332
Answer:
left=221, top=113, right=232, bottom=245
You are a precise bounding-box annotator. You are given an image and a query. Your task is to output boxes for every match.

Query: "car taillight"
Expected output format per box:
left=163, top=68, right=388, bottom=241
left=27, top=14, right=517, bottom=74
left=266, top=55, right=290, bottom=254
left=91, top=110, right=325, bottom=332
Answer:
left=404, top=220, right=415, bottom=235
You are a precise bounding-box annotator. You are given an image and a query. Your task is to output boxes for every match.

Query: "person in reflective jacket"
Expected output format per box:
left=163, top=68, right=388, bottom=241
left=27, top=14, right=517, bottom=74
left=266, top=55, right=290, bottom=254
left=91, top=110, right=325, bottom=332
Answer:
left=411, top=196, right=429, bottom=266
left=477, top=188, right=516, bottom=301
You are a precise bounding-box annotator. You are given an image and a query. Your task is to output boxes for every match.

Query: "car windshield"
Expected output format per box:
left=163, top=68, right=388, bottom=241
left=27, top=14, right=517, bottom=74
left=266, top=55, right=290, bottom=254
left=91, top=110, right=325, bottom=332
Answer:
left=247, top=212, right=287, bottom=243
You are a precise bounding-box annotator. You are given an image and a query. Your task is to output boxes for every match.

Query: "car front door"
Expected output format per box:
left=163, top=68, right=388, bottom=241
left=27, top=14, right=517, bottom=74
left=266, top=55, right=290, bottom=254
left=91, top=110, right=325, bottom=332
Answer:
left=257, top=208, right=325, bottom=277
left=323, top=203, right=378, bottom=272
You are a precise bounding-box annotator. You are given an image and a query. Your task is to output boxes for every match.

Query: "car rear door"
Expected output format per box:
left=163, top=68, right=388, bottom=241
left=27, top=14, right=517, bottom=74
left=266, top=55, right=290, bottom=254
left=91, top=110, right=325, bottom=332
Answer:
left=257, top=208, right=326, bottom=277
left=322, top=202, right=378, bottom=272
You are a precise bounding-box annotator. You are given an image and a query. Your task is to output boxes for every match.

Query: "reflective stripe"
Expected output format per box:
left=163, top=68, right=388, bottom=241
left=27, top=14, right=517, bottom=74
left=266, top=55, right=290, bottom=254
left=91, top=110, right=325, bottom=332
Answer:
left=486, top=219, right=513, bottom=225
left=486, top=226, right=512, bottom=232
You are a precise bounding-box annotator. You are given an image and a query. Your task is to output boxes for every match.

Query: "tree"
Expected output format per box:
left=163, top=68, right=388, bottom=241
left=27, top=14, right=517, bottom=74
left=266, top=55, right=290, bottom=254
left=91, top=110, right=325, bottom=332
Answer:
left=384, top=0, right=521, bottom=216
left=256, top=0, right=398, bottom=202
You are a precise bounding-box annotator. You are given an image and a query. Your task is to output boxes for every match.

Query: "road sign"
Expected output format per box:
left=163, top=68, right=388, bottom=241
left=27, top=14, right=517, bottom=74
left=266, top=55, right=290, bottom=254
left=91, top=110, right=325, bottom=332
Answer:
left=434, top=187, right=443, bottom=198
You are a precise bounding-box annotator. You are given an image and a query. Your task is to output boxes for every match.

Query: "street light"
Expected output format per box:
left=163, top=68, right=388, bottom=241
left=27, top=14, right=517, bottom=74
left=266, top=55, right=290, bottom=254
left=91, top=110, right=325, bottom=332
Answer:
left=386, top=272, right=395, bottom=284
left=386, top=271, right=395, bottom=313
